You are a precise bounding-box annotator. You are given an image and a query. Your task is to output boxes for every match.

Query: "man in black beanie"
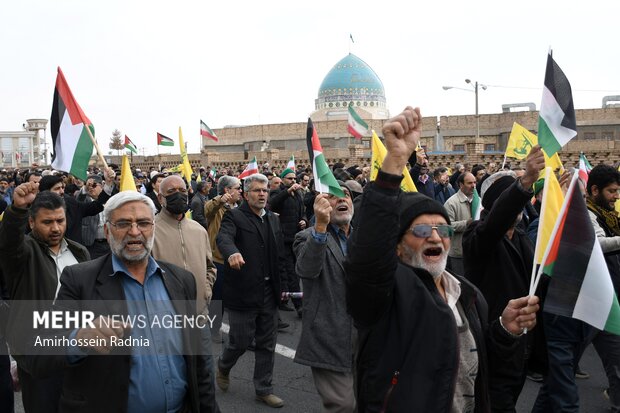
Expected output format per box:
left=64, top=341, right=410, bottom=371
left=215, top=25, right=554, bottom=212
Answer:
left=462, top=146, right=545, bottom=412
left=345, top=106, right=540, bottom=412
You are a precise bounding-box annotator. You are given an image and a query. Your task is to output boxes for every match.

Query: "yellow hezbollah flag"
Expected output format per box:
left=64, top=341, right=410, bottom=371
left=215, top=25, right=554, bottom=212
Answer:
left=178, top=126, right=193, bottom=184
left=506, top=122, right=537, bottom=160
left=370, top=130, right=417, bottom=192
left=507, top=122, right=565, bottom=178
left=120, top=154, right=137, bottom=192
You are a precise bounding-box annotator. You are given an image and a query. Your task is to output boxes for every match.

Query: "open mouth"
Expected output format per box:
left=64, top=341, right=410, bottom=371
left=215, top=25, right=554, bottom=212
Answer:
left=336, top=205, right=348, bottom=212
left=424, top=247, right=443, bottom=257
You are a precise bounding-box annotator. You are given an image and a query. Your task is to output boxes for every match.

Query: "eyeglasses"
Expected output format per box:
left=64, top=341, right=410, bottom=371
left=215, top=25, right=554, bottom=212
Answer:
left=108, top=220, right=154, bottom=231
left=408, top=224, right=453, bottom=238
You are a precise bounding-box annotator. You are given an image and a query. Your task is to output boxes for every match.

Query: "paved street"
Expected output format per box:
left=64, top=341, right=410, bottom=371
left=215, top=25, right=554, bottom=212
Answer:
left=13, top=308, right=615, bottom=412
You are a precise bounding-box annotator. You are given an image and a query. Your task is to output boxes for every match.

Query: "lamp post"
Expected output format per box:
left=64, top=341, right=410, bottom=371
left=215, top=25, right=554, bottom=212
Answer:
left=442, top=80, right=487, bottom=140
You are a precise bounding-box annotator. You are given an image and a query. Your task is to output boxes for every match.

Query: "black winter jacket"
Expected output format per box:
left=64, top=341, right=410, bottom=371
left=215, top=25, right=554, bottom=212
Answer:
left=345, top=177, right=520, bottom=412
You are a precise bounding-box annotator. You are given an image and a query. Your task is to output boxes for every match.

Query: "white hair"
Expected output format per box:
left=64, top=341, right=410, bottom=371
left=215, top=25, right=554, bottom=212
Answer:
left=243, top=173, right=268, bottom=192
left=103, top=191, right=156, bottom=223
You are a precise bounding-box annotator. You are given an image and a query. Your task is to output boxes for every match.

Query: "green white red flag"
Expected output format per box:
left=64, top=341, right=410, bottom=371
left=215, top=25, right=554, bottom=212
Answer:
left=347, top=106, right=368, bottom=139
left=578, top=152, right=592, bottom=184
left=537, top=51, right=577, bottom=157
left=306, top=119, right=344, bottom=198
left=50, top=67, right=95, bottom=180
left=286, top=155, right=295, bottom=171
left=238, top=157, right=258, bottom=179
left=200, top=120, right=218, bottom=142
left=471, top=188, right=481, bottom=220
left=124, top=135, right=137, bottom=154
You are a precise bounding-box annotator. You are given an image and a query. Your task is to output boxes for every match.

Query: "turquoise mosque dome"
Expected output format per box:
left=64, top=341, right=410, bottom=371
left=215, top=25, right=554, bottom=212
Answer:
left=315, top=53, right=387, bottom=113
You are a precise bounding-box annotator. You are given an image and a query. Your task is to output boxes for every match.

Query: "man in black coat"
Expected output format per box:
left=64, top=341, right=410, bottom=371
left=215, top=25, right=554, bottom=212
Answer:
left=29, top=191, right=218, bottom=412
left=345, top=106, right=539, bottom=412
left=462, top=146, right=546, bottom=412
left=268, top=168, right=307, bottom=316
left=216, top=173, right=287, bottom=408
left=0, top=184, right=90, bottom=413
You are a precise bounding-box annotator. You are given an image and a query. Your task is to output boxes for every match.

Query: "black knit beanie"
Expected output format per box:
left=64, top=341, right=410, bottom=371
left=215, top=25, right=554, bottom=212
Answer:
left=481, top=175, right=515, bottom=210
left=398, top=192, right=451, bottom=240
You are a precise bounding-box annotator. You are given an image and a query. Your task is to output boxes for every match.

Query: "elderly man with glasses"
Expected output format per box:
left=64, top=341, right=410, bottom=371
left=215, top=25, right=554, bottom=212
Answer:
left=345, top=107, right=540, bottom=412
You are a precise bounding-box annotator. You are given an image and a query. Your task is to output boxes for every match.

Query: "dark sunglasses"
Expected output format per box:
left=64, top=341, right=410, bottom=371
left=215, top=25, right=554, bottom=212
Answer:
left=408, top=224, right=453, bottom=239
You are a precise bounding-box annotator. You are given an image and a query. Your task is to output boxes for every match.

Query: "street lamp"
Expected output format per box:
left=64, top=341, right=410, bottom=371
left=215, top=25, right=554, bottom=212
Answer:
left=443, top=79, right=487, bottom=140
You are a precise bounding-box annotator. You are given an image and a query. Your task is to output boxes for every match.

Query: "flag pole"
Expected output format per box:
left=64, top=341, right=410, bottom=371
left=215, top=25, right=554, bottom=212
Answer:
left=501, top=154, right=507, bottom=170
left=83, top=125, right=109, bottom=169
left=528, top=167, right=551, bottom=295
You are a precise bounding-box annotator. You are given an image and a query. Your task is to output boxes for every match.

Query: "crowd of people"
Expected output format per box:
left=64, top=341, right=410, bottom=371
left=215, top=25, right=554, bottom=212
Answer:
left=0, top=106, right=619, bottom=412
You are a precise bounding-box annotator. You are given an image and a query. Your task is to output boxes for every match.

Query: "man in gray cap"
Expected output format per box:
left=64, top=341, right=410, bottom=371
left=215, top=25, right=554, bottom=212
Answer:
left=345, top=106, right=539, bottom=412
left=462, top=145, right=545, bottom=412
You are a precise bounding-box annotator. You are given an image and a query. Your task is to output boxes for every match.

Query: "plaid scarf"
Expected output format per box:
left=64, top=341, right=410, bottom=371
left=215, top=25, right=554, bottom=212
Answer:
left=586, top=197, right=620, bottom=236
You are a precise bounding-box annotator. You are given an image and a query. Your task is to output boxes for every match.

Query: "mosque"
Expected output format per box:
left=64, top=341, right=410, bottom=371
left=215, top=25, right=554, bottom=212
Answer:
left=3, top=54, right=620, bottom=172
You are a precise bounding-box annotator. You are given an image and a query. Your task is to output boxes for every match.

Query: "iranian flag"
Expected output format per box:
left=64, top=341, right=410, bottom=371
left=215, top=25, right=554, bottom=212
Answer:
left=306, top=119, right=344, bottom=198
left=348, top=106, right=368, bottom=139
left=538, top=51, right=577, bottom=158
left=238, top=157, right=258, bottom=179
left=286, top=155, right=295, bottom=171
left=578, top=152, right=592, bottom=184
left=50, top=67, right=95, bottom=180
left=200, top=120, right=218, bottom=142
left=157, top=133, right=174, bottom=146
left=124, top=135, right=137, bottom=153
left=471, top=188, right=481, bottom=220
left=209, top=168, right=216, bottom=179
left=541, top=173, right=620, bottom=334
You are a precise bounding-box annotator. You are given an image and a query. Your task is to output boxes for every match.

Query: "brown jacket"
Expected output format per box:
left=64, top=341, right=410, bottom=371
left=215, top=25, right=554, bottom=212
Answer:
left=152, top=210, right=216, bottom=315
left=204, top=195, right=236, bottom=264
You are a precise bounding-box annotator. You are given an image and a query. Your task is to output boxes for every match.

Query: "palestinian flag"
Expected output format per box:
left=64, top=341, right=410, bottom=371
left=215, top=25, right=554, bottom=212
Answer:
left=348, top=105, right=368, bottom=139
left=238, top=157, right=258, bottom=179
left=50, top=67, right=94, bottom=181
left=200, top=120, right=218, bottom=142
left=542, top=174, right=620, bottom=334
left=471, top=188, right=481, bottom=220
left=538, top=51, right=577, bottom=158
left=124, top=135, right=137, bottom=153
left=306, top=119, right=344, bottom=198
left=578, top=152, right=592, bottom=184
left=157, top=133, right=174, bottom=146
left=286, top=155, right=295, bottom=171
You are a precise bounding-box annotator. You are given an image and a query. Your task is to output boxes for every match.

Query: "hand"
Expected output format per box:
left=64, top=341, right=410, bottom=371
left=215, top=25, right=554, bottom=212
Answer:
left=416, top=148, right=427, bottom=165
left=220, top=193, right=232, bottom=204
left=12, top=182, right=39, bottom=209
left=103, top=167, right=116, bottom=185
left=313, top=193, right=331, bottom=231
left=75, top=316, right=125, bottom=355
left=288, top=183, right=301, bottom=194
left=501, top=295, right=539, bottom=335
left=382, top=107, right=422, bottom=175
left=559, top=170, right=571, bottom=195
left=228, top=253, right=245, bottom=270
left=298, top=220, right=307, bottom=230
left=521, top=146, right=546, bottom=189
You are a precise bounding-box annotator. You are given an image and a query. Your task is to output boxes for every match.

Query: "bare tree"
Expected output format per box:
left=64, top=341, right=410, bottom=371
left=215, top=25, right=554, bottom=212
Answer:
left=109, top=129, right=124, bottom=156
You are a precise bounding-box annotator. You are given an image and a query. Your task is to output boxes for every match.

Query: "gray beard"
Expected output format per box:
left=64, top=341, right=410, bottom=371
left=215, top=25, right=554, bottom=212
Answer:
left=108, top=234, right=154, bottom=263
left=399, top=242, right=447, bottom=280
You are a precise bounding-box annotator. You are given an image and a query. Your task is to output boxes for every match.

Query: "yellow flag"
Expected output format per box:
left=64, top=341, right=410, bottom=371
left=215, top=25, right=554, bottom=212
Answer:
left=616, top=165, right=620, bottom=216
left=534, top=167, right=564, bottom=265
left=507, top=122, right=564, bottom=178
left=506, top=122, right=537, bottom=160
left=370, top=130, right=417, bottom=192
left=120, top=155, right=137, bottom=192
left=178, top=127, right=193, bottom=184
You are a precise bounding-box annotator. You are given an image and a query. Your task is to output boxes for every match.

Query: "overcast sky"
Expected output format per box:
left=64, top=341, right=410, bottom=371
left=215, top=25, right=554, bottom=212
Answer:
left=2, top=0, right=619, bottom=157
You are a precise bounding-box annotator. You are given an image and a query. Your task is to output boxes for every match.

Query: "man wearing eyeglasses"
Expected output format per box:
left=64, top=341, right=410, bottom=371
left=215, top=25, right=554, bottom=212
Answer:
left=29, top=191, right=219, bottom=412
left=345, top=107, right=540, bottom=412
left=216, top=173, right=287, bottom=408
